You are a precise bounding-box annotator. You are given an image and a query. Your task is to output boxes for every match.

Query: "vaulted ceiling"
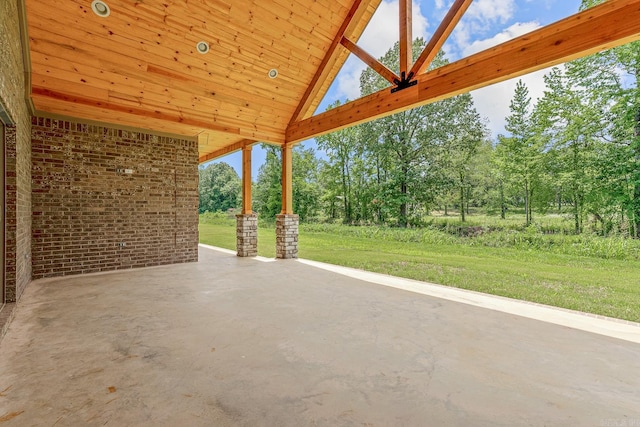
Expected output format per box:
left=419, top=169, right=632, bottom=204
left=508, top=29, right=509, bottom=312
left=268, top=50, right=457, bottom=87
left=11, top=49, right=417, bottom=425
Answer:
left=24, top=0, right=380, bottom=160
left=21, top=0, right=640, bottom=163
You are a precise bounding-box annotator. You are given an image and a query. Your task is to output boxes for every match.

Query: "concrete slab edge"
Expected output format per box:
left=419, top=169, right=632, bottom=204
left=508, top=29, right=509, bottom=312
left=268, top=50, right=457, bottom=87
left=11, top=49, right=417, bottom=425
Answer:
left=198, top=244, right=275, bottom=263
left=0, top=303, right=17, bottom=344
left=296, top=258, right=640, bottom=344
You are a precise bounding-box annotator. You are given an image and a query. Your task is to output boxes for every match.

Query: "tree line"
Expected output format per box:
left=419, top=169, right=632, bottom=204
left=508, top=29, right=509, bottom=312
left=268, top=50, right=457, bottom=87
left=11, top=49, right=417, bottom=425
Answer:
left=199, top=0, right=640, bottom=238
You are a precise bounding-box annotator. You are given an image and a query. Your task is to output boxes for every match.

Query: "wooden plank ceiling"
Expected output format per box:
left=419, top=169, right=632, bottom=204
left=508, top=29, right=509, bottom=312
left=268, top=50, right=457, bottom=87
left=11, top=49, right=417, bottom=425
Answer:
left=23, top=0, right=640, bottom=163
left=24, top=0, right=380, bottom=160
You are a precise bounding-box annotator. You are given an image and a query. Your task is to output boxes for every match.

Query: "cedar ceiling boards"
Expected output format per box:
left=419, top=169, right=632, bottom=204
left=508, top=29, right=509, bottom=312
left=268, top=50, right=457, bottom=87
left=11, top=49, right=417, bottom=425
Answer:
left=23, top=0, right=380, bottom=161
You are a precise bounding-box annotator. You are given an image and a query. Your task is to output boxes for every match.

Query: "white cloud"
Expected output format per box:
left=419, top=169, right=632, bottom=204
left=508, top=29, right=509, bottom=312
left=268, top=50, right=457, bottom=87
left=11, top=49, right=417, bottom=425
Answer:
left=452, top=0, right=516, bottom=54
left=462, top=21, right=540, bottom=57
left=331, top=0, right=429, bottom=101
left=359, top=0, right=428, bottom=58
left=466, top=0, right=515, bottom=24
left=335, top=57, right=365, bottom=100
left=526, top=0, right=556, bottom=8
left=435, top=0, right=445, bottom=10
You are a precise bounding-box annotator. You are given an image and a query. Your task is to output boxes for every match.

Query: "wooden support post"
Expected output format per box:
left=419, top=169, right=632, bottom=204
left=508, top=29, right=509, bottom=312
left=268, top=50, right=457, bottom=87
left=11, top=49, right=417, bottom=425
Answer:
left=281, top=145, right=293, bottom=215
left=242, top=145, right=252, bottom=214
left=399, top=0, right=413, bottom=76
left=237, top=144, right=257, bottom=257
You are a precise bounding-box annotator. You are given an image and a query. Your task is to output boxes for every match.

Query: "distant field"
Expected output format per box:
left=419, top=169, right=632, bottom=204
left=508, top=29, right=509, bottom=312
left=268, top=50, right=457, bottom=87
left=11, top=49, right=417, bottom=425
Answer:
left=199, top=214, right=640, bottom=322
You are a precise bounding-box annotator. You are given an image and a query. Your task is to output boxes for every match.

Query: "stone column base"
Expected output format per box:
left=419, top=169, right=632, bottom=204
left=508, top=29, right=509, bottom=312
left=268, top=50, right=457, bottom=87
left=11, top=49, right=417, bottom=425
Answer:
left=276, top=214, right=299, bottom=259
left=236, top=213, right=258, bottom=257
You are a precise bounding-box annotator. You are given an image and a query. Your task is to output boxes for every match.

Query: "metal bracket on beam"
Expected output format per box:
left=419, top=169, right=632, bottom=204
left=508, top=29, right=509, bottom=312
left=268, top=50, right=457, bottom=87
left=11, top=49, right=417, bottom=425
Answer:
left=391, top=71, right=417, bottom=93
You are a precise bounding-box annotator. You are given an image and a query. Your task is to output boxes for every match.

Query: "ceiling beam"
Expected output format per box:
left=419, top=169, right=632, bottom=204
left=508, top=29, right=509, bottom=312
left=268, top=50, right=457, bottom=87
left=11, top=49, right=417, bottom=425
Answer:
left=340, top=37, right=400, bottom=85
left=399, top=0, right=413, bottom=76
left=198, top=139, right=256, bottom=163
left=288, top=0, right=374, bottom=124
left=286, top=0, right=640, bottom=144
left=31, top=87, right=285, bottom=144
left=410, top=0, right=472, bottom=76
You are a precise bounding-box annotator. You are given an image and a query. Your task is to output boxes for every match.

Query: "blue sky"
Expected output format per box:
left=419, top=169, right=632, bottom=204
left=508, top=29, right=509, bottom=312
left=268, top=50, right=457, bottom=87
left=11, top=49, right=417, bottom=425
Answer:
left=204, top=0, right=583, bottom=176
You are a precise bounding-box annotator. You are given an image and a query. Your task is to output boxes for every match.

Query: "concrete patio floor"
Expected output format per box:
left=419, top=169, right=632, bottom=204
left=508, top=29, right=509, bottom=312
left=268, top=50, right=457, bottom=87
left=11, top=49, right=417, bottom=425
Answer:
left=0, top=246, right=639, bottom=426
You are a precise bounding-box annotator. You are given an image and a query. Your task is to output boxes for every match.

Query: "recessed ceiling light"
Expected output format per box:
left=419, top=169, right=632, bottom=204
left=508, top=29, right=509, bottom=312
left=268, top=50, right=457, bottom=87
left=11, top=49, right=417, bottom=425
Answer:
left=91, top=0, right=110, bottom=17
left=268, top=69, right=278, bottom=79
left=196, top=41, right=210, bottom=54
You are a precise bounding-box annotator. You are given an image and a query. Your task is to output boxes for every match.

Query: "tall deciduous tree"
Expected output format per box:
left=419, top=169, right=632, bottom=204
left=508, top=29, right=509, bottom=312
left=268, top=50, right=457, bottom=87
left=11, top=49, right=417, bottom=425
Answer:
left=292, top=146, right=322, bottom=221
left=536, top=61, right=615, bottom=234
left=253, top=146, right=282, bottom=219
left=198, top=162, right=241, bottom=214
left=495, top=80, right=545, bottom=226
left=605, top=37, right=640, bottom=237
left=579, top=0, right=640, bottom=236
left=253, top=144, right=322, bottom=222
left=359, top=40, right=477, bottom=226
left=441, top=93, right=489, bottom=222
left=316, top=101, right=359, bottom=223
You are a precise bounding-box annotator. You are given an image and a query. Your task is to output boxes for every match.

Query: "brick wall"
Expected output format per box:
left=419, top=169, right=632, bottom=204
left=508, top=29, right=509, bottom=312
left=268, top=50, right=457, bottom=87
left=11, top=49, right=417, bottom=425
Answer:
left=1, top=0, right=32, bottom=302
left=31, top=118, right=198, bottom=278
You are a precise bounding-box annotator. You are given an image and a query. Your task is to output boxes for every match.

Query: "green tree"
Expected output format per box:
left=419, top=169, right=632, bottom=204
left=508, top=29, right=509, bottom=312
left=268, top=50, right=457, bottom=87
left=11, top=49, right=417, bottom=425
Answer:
left=607, top=94, right=640, bottom=236
left=292, top=146, right=322, bottom=221
left=198, top=162, right=241, bottom=214
left=441, top=93, right=489, bottom=222
left=359, top=40, right=468, bottom=227
left=316, top=101, right=359, bottom=223
left=606, top=44, right=640, bottom=237
left=253, top=146, right=283, bottom=219
left=579, top=0, right=640, bottom=237
left=462, top=138, right=497, bottom=215
left=253, top=144, right=322, bottom=222
left=487, top=142, right=508, bottom=219
left=495, top=80, right=545, bottom=226
left=536, top=64, right=610, bottom=234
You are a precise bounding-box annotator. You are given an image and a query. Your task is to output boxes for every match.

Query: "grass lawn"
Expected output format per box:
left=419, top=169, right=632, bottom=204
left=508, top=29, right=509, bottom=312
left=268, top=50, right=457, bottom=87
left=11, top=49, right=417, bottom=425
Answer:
left=199, top=221, right=640, bottom=323
left=199, top=221, right=276, bottom=258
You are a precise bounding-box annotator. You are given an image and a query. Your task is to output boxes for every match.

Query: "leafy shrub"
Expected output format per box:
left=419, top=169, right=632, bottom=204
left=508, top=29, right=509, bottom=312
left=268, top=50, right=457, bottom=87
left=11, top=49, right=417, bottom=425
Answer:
left=199, top=210, right=236, bottom=225
left=301, top=222, right=640, bottom=261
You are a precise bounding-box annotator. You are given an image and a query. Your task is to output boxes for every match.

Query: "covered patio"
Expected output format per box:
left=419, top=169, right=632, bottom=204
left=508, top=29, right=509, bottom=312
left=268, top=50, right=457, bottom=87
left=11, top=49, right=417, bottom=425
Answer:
left=2, top=0, right=640, bottom=424
left=0, top=245, right=638, bottom=425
